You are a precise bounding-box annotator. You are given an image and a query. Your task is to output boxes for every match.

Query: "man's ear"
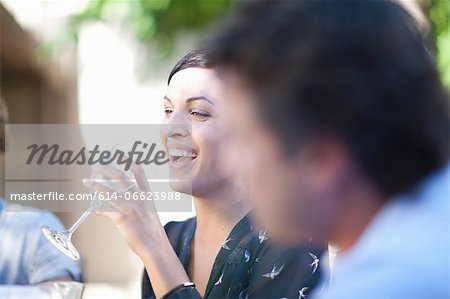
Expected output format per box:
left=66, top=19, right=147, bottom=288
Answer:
left=293, top=136, right=351, bottom=192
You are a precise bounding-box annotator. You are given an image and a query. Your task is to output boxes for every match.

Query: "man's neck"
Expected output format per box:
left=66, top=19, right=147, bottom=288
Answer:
left=331, top=179, right=386, bottom=252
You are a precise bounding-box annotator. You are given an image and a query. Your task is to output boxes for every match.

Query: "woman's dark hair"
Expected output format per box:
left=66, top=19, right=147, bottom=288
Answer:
left=205, top=0, right=450, bottom=197
left=167, top=50, right=212, bottom=85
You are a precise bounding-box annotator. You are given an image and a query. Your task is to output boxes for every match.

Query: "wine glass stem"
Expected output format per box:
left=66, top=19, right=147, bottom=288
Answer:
left=66, top=205, right=97, bottom=238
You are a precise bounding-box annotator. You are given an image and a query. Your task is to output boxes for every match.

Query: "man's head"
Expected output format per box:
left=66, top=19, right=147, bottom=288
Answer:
left=204, top=0, right=449, bottom=246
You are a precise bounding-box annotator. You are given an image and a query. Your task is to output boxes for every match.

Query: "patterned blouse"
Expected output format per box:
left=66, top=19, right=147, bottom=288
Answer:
left=142, top=213, right=325, bottom=298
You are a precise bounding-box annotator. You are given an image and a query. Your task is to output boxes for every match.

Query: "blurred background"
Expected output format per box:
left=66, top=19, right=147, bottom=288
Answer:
left=0, top=0, right=448, bottom=298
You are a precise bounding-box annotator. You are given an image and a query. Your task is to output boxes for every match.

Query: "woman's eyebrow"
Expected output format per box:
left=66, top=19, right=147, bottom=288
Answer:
left=164, top=95, right=215, bottom=106
left=163, top=96, right=173, bottom=104
left=186, top=96, right=215, bottom=106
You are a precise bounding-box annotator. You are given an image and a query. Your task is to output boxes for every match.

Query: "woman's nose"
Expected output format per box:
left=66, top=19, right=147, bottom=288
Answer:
left=164, top=124, right=190, bottom=138
left=161, top=112, right=191, bottom=138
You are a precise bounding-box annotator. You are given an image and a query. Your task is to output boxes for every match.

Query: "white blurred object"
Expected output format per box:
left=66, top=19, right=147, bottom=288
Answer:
left=0, top=286, right=51, bottom=299
left=48, top=282, right=84, bottom=299
left=77, top=22, right=166, bottom=125
left=82, top=283, right=139, bottom=299
left=0, top=282, right=84, bottom=299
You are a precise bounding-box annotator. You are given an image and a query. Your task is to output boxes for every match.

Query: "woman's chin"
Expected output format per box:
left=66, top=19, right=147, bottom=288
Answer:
left=169, top=180, right=193, bottom=195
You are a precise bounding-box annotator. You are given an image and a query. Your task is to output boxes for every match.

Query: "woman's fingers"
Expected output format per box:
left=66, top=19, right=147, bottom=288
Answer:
left=91, top=165, right=136, bottom=192
left=129, top=162, right=151, bottom=192
left=82, top=178, right=115, bottom=196
left=120, top=165, right=157, bottom=212
left=82, top=179, right=133, bottom=217
left=84, top=166, right=157, bottom=216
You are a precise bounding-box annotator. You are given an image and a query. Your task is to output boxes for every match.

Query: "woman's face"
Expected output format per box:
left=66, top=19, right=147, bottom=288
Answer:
left=161, top=67, right=230, bottom=197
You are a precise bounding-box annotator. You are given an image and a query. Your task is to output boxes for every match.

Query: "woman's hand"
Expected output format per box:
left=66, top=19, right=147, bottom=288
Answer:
left=82, top=163, right=166, bottom=258
left=83, top=163, right=193, bottom=297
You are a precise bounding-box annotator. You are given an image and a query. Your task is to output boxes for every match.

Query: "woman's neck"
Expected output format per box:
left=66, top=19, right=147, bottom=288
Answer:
left=193, top=187, right=250, bottom=244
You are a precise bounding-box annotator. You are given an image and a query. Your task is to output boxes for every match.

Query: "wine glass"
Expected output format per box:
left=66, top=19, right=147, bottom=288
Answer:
left=41, top=171, right=104, bottom=261
left=42, top=168, right=135, bottom=260
left=41, top=141, right=135, bottom=260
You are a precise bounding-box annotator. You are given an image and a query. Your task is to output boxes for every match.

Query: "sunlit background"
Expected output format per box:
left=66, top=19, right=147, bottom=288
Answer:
left=0, top=0, right=448, bottom=298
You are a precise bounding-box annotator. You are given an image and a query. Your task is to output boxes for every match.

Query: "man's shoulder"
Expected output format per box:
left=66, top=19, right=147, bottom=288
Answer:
left=1, top=202, right=65, bottom=234
left=3, top=203, right=60, bottom=220
left=323, top=165, right=450, bottom=299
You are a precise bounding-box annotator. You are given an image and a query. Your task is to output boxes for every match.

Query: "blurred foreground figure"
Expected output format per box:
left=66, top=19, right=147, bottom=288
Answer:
left=0, top=201, right=82, bottom=284
left=0, top=100, right=81, bottom=284
left=205, top=0, right=449, bottom=298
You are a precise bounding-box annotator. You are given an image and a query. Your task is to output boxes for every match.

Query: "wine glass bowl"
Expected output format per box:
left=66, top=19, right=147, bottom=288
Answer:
left=41, top=226, right=80, bottom=261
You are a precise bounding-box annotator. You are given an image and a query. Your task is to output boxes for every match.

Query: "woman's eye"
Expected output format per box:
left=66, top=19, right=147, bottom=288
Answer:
left=190, top=110, right=210, bottom=120
left=164, top=108, right=173, bottom=115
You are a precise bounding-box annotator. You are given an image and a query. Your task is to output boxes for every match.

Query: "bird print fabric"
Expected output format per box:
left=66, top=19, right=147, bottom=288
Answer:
left=262, top=264, right=285, bottom=280
left=142, top=213, right=325, bottom=299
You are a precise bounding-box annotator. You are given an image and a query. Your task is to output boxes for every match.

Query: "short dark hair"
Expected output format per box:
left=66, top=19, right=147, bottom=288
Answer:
left=205, top=0, right=449, bottom=197
left=168, top=49, right=212, bottom=85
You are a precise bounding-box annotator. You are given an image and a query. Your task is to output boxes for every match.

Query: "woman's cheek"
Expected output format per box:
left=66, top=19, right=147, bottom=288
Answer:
left=192, top=125, right=223, bottom=169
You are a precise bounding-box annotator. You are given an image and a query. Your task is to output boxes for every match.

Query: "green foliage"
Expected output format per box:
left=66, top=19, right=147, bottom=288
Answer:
left=68, top=0, right=108, bottom=42
left=429, top=0, right=450, bottom=87
left=62, top=0, right=234, bottom=55
left=41, top=0, right=449, bottom=87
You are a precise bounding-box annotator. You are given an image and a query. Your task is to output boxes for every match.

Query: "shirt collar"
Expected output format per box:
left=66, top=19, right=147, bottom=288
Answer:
left=334, top=162, right=450, bottom=267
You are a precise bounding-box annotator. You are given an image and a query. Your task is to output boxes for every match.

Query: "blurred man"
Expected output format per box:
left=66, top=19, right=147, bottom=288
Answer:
left=205, top=0, right=449, bottom=298
left=0, top=100, right=82, bottom=284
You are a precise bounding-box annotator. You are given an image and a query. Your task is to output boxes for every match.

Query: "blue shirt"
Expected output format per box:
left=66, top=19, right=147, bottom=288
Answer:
left=0, top=200, right=82, bottom=284
left=314, top=164, right=450, bottom=299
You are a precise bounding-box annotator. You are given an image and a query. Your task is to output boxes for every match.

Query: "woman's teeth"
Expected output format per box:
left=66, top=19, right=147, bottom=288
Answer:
left=168, top=148, right=198, bottom=161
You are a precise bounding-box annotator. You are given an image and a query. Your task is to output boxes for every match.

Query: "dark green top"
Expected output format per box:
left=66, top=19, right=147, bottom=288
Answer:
left=142, top=213, right=325, bottom=298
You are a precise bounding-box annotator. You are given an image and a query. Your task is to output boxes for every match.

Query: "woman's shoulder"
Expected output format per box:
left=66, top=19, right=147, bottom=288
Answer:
left=163, top=217, right=197, bottom=247
left=164, top=217, right=196, bottom=232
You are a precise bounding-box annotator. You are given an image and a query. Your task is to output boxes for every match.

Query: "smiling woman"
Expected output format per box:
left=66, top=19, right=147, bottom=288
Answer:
left=83, top=50, right=325, bottom=299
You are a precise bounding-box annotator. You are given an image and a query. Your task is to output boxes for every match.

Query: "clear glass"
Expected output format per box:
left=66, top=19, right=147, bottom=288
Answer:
left=42, top=142, right=135, bottom=261
left=41, top=173, right=103, bottom=261
left=39, top=281, right=85, bottom=299
left=41, top=205, right=97, bottom=261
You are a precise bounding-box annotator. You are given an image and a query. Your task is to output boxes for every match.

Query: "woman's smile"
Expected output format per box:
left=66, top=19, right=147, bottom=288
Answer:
left=167, top=144, right=199, bottom=169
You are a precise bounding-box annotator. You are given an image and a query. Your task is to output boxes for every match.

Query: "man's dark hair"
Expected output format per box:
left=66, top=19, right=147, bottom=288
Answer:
left=168, top=49, right=212, bottom=85
left=205, top=0, right=449, bottom=197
